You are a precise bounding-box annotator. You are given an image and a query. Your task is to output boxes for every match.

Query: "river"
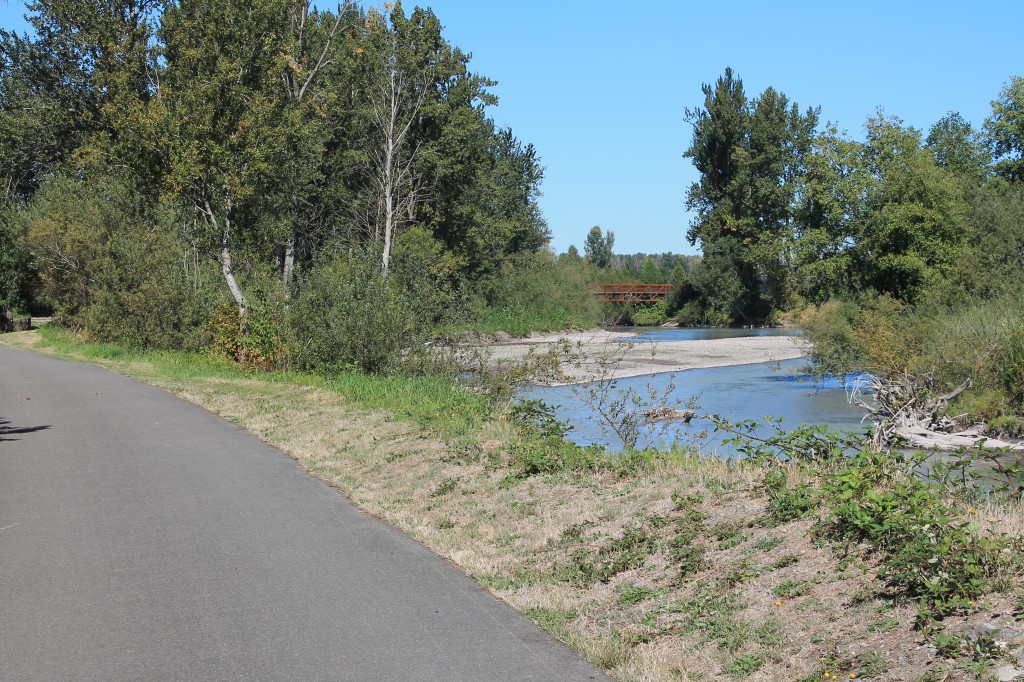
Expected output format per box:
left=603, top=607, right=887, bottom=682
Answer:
left=518, top=328, right=870, bottom=454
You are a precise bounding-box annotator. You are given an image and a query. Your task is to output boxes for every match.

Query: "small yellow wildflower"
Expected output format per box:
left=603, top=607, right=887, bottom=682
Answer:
left=968, top=507, right=976, bottom=513
left=774, top=600, right=782, bottom=607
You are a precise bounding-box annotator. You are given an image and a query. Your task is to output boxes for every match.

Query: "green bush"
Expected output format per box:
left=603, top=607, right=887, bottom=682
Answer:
left=82, top=227, right=222, bottom=351
left=22, top=170, right=221, bottom=350
left=762, top=468, right=818, bottom=522
left=464, top=251, right=601, bottom=336
left=996, top=324, right=1024, bottom=401
left=289, top=252, right=444, bottom=375
left=390, top=227, right=464, bottom=328
left=208, top=283, right=290, bottom=370
left=632, top=300, right=668, bottom=326
left=822, top=448, right=1016, bottom=622
left=675, top=300, right=704, bottom=326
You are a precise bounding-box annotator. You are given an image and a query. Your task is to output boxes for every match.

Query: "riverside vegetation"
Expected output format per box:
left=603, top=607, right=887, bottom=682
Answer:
left=4, top=326, right=1023, bottom=682
left=3, top=2, right=1024, bottom=680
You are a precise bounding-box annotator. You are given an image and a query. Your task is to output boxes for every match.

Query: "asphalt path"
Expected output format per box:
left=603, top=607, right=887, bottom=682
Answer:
left=0, top=345, right=608, bottom=681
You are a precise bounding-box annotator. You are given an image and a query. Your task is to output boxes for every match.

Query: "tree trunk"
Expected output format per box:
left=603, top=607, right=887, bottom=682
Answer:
left=220, top=223, right=247, bottom=319
left=282, top=229, right=296, bottom=298
left=381, top=132, right=395, bottom=276
left=205, top=200, right=247, bottom=318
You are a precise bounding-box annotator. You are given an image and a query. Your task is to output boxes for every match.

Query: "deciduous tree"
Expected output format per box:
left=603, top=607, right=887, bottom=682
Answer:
left=158, top=0, right=288, bottom=319
left=926, top=111, right=991, bottom=180
left=986, top=75, right=1024, bottom=182
left=584, top=225, right=614, bottom=268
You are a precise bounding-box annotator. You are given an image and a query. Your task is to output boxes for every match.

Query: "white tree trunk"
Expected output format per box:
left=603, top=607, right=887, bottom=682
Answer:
left=371, top=62, right=426, bottom=277
left=282, top=228, right=296, bottom=298
left=381, top=123, right=396, bottom=276
left=205, top=200, right=247, bottom=317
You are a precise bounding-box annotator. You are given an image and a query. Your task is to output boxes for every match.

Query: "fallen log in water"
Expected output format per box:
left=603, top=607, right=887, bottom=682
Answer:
left=893, top=421, right=1024, bottom=453
left=856, top=372, right=1024, bottom=453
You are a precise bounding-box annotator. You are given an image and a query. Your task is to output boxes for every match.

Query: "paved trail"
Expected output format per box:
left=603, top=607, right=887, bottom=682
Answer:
left=0, top=346, right=607, bottom=681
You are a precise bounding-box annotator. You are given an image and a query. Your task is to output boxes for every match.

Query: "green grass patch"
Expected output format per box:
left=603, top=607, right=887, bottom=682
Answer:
left=614, top=580, right=662, bottom=607
left=723, top=652, right=763, bottom=679
left=523, top=607, right=576, bottom=639
left=35, top=325, right=493, bottom=440
left=772, top=579, right=810, bottom=599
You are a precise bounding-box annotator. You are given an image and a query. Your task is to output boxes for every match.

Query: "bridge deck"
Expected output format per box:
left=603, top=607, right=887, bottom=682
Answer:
left=592, top=283, right=676, bottom=303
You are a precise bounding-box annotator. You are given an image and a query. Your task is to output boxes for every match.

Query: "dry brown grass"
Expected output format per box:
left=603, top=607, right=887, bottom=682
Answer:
left=4, top=329, right=1022, bottom=682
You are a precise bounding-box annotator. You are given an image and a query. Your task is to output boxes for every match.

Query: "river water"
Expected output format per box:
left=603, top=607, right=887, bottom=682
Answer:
left=518, top=328, right=871, bottom=454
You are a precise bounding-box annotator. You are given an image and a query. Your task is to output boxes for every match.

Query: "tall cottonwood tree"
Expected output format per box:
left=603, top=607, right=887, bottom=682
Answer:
left=584, top=225, right=614, bottom=268
left=684, top=68, right=753, bottom=320
left=854, top=113, right=966, bottom=302
left=159, top=0, right=288, bottom=319
left=361, top=6, right=431, bottom=276
left=685, top=68, right=817, bottom=321
left=791, top=125, right=870, bottom=302
left=742, top=87, right=819, bottom=309
left=278, top=0, right=355, bottom=294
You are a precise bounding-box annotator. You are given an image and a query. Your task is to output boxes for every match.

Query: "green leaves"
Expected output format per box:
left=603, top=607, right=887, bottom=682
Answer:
left=986, top=75, right=1024, bottom=182
left=684, top=69, right=819, bottom=321
left=583, top=226, right=614, bottom=268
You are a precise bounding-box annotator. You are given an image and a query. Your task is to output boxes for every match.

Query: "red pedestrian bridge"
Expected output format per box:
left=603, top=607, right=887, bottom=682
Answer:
left=592, top=283, right=677, bottom=303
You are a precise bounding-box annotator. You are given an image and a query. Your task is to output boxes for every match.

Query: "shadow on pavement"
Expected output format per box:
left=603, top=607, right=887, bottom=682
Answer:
left=0, top=418, right=51, bottom=443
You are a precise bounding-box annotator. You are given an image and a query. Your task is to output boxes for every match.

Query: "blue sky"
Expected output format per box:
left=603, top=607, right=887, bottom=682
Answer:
left=3, top=1, right=1021, bottom=255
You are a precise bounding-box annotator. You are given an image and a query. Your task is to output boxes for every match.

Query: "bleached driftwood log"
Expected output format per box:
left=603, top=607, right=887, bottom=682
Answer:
left=641, top=407, right=695, bottom=425
left=855, top=373, right=1024, bottom=453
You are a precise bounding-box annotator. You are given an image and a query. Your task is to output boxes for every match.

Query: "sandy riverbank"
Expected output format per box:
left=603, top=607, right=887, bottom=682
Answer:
left=472, top=328, right=811, bottom=384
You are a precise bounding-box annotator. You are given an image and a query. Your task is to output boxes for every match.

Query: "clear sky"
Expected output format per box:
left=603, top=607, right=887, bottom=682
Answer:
left=2, top=1, right=1021, bottom=255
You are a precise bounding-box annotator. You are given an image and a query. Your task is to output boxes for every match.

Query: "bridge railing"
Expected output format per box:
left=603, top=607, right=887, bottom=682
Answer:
left=592, top=283, right=677, bottom=303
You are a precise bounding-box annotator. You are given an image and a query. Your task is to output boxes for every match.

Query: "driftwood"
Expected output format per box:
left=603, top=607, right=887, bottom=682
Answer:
left=641, top=407, right=696, bottom=425
left=855, top=372, right=1024, bottom=453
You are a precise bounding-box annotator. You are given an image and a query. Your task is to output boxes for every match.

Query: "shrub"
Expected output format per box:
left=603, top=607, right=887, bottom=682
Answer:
left=208, top=284, right=289, bottom=370
left=23, top=169, right=221, bottom=350
left=464, top=251, right=601, bottom=336
left=390, top=226, right=464, bottom=328
left=288, top=252, right=443, bottom=375
left=675, top=300, right=704, bottom=326
left=822, top=448, right=1016, bottom=622
left=762, top=468, right=818, bottom=522
left=996, top=324, right=1024, bottom=401
left=632, top=300, right=668, bottom=326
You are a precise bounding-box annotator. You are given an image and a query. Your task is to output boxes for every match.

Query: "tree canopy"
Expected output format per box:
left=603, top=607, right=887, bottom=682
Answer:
left=683, top=68, right=1024, bottom=324
left=0, top=0, right=551, bottom=344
